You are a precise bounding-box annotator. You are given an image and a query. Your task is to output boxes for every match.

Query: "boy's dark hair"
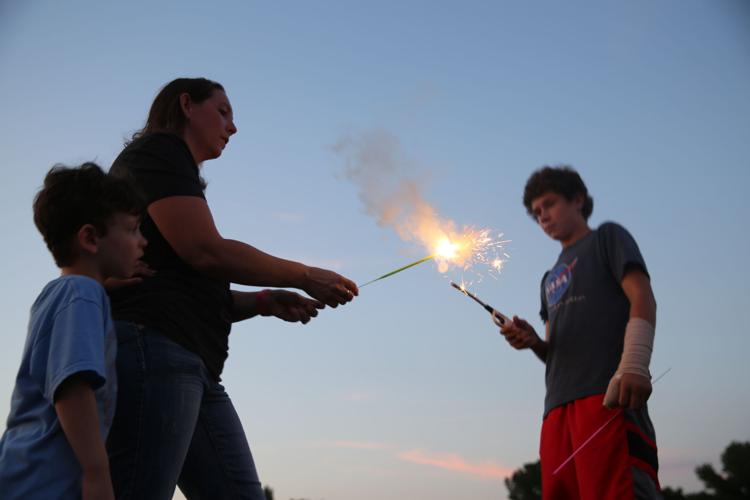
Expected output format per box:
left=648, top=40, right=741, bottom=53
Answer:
left=131, top=77, right=225, bottom=142
left=33, top=162, right=145, bottom=267
left=523, top=166, right=594, bottom=221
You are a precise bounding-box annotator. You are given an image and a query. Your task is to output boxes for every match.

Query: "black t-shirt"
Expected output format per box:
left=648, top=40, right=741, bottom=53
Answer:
left=109, top=133, right=233, bottom=380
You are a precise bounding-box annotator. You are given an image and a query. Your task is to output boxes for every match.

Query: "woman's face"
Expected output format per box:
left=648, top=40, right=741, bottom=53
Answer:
left=182, top=89, right=237, bottom=163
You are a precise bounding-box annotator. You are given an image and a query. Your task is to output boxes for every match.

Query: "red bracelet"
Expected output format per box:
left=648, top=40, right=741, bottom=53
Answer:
left=256, top=289, right=271, bottom=316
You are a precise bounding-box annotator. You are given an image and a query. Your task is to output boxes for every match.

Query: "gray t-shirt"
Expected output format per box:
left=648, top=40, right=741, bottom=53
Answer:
left=540, top=222, right=648, bottom=415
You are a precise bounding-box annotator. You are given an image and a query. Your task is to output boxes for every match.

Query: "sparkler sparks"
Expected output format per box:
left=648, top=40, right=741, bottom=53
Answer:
left=431, top=228, right=509, bottom=276
left=336, top=128, right=509, bottom=287
left=359, top=229, right=510, bottom=288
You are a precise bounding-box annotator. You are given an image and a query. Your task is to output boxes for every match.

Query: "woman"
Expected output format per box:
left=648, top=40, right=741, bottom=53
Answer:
left=106, top=77, right=358, bottom=499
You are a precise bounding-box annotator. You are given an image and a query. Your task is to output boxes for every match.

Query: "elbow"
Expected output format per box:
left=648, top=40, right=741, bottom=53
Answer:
left=631, top=293, right=657, bottom=325
left=645, top=288, right=657, bottom=319
left=180, top=240, right=225, bottom=275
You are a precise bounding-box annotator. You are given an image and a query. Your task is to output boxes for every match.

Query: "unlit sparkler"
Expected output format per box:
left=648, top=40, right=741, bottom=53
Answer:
left=552, top=367, right=672, bottom=476
left=450, top=281, right=511, bottom=327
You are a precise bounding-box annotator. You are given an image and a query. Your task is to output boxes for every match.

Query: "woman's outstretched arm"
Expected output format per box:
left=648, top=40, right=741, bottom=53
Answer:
left=148, top=196, right=358, bottom=307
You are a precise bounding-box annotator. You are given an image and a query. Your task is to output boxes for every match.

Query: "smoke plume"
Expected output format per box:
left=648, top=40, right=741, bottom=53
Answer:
left=333, top=129, right=458, bottom=271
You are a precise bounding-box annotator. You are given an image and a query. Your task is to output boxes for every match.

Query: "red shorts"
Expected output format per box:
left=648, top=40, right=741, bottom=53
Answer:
left=540, top=394, right=660, bottom=500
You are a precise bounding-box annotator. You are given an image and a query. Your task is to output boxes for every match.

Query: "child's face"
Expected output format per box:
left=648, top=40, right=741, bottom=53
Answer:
left=530, top=191, right=585, bottom=242
left=98, top=213, right=147, bottom=279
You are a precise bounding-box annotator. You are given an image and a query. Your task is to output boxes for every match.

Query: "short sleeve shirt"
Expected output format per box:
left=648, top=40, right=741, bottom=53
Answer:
left=0, top=275, right=116, bottom=499
left=108, top=133, right=233, bottom=380
left=540, top=222, right=648, bottom=415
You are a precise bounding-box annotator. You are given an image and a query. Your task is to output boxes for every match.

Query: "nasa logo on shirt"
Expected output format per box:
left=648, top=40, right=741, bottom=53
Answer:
left=545, top=258, right=578, bottom=307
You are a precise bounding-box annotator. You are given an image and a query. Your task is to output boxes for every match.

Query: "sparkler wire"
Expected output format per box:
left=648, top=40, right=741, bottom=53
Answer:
left=552, top=367, right=672, bottom=475
left=449, top=281, right=510, bottom=326
left=359, top=255, right=435, bottom=288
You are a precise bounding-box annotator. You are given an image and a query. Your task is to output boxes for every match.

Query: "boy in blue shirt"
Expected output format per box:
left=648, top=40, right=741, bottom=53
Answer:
left=0, top=163, right=147, bottom=499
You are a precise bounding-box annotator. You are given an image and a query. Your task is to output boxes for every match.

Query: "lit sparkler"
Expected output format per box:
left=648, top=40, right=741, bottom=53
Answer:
left=450, top=281, right=511, bottom=327
left=338, top=129, right=510, bottom=289
left=359, top=229, right=509, bottom=288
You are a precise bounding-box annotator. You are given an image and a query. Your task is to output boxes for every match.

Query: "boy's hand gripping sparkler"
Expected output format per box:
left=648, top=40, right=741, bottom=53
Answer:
left=552, top=367, right=672, bottom=475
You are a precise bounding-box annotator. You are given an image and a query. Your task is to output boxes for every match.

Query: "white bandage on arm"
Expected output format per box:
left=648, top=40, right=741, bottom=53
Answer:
left=603, top=317, right=655, bottom=406
left=616, top=317, right=654, bottom=378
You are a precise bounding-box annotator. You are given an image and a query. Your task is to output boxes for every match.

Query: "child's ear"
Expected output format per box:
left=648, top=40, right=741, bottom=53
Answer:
left=574, top=193, right=585, bottom=212
left=76, top=224, right=100, bottom=255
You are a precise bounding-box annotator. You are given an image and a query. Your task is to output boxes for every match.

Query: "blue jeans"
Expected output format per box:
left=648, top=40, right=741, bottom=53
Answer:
left=106, top=321, right=265, bottom=500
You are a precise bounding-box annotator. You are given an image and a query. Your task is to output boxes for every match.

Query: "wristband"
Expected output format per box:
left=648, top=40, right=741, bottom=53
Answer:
left=256, top=289, right=271, bottom=316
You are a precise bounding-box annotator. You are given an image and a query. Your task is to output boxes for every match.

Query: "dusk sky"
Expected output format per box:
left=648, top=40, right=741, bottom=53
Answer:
left=1, top=2, right=749, bottom=499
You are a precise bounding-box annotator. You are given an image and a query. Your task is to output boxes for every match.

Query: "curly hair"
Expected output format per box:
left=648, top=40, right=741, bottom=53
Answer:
left=523, top=165, right=594, bottom=221
left=33, top=162, right=145, bottom=267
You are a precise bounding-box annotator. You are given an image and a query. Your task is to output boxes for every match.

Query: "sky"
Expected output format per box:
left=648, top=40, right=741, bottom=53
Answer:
left=1, top=1, right=749, bottom=499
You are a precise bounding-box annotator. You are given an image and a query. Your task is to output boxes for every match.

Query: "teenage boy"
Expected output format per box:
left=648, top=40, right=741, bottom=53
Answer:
left=500, top=166, right=661, bottom=499
left=0, top=163, right=146, bottom=499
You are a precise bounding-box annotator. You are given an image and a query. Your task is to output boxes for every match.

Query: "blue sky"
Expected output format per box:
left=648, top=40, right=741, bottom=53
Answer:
left=1, top=1, right=749, bottom=498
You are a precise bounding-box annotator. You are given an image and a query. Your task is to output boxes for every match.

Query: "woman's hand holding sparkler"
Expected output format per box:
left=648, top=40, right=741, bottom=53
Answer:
left=257, top=290, right=325, bottom=324
left=302, top=267, right=359, bottom=308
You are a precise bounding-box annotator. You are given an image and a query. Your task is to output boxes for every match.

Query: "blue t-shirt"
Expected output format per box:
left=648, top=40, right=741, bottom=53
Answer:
left=540, top=222, right=648, bottom=415
left=0, top=275, right=117, bottom=499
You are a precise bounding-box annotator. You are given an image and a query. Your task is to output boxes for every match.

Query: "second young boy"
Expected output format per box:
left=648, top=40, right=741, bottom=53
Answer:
left=0, top=163, right=146, bottom=500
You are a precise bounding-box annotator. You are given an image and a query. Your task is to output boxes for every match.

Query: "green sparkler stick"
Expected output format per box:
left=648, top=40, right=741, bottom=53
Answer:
left=360, top=255, right=435, bottom=287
